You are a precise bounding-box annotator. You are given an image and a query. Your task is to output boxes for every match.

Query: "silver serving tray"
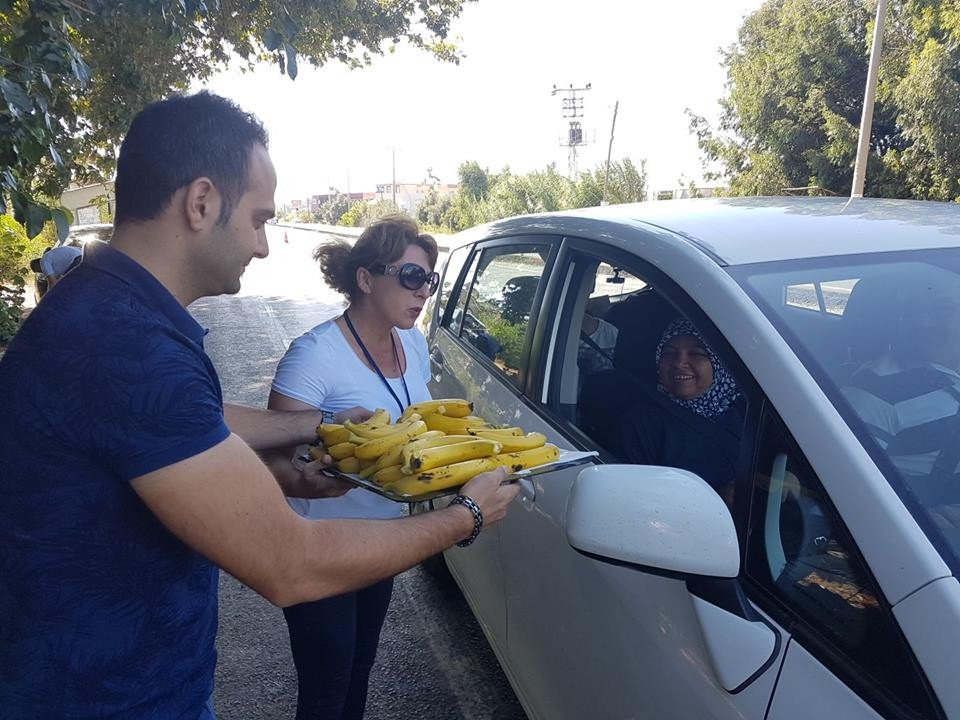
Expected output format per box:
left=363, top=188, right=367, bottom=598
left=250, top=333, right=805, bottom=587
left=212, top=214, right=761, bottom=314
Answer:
left=293, top=447, right=598, bottom=503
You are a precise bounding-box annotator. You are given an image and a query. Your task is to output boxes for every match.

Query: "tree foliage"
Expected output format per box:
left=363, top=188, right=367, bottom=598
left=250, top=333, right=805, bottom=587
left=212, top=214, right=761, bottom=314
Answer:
left=419, top=157, right=648, bottom=232
left=1, top=0, right=472, bottom=236
left=338, top=199, right=400, bottom=227
left=316, top=192, right=353, bottom=225
left=0, top=213, right=40, bottom=342
left=688, top=0, right=960, bottom=200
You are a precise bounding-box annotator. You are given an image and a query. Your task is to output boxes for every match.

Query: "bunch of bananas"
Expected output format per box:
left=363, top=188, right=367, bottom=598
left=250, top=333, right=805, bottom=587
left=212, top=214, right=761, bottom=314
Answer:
left=312, top=399, right=560, bottom=497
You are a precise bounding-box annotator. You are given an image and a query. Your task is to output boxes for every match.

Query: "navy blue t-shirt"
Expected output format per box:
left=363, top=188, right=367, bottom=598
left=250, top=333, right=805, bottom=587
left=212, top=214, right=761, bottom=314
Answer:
left=0, top=242, right=231, bottom=718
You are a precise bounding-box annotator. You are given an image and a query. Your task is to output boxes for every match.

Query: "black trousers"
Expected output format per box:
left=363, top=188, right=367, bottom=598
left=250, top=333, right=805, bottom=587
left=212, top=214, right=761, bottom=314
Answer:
left=282, top=578, right=394, bottom=720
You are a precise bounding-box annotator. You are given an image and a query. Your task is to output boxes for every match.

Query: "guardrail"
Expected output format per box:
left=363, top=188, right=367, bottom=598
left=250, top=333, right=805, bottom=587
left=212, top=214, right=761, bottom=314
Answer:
left=272, top=222, right=452, bottom=252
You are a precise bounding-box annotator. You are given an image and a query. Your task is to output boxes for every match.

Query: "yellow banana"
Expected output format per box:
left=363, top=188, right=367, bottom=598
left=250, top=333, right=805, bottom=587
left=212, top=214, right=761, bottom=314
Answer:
left=471, top=430, right=547, bottom=452
left=354, top=420, right=427, bottom=460
left=316, top=424, right=352, bottom=446
left=399, top=435, right=477, bottom=472
left=327, top=442, right=357, bottom=460
left=400, top=398, right=473, bottom=420
left=407, top=439, right=501, bottom=473
left=491, top=444, right=560, bottom=473
left=336, top=456, right=361, bottom=474
left=423, top=413, right=489, bottom=434
left=341, top=408, right=391, bottom=432
left=373, top=464, right=406, bottom=486
left=358, top=461, right=380, bottom=479
left=373, top=431, right=447, bottom=471
left=386, top=457, right=500, bottom=497
left=468, top=426, right=524, bottom=437
left=347, top=415, right=422, bottom=440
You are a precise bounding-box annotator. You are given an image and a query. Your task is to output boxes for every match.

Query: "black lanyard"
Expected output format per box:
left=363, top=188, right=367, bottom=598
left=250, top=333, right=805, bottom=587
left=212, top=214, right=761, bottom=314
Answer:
left=343, top=311, right=411, bottom=416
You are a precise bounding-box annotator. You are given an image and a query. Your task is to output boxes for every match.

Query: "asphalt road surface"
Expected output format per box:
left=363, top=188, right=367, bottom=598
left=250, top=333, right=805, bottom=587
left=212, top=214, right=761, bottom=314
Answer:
left=192, top=225, right=526, bottom=720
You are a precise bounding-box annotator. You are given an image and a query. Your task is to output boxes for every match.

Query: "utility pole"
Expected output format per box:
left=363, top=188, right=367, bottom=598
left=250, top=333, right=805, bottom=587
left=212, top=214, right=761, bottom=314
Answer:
left=391, top=147, right=397, bottom=207
left=552, top=83, right=592, bottom=178
left=851, top=0, right=888, bottom=198
left=601, top=101, right=619, bottom=206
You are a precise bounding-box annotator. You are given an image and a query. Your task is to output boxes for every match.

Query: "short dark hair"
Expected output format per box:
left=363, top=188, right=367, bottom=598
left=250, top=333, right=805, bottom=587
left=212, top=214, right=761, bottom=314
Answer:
left=114, top=91, right=269, bottom=226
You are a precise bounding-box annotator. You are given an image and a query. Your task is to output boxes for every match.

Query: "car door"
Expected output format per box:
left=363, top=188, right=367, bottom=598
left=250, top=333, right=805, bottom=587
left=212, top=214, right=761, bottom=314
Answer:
left=425, top=236, right=559, bottom=657
left=495, top=238, right=787, bottom=719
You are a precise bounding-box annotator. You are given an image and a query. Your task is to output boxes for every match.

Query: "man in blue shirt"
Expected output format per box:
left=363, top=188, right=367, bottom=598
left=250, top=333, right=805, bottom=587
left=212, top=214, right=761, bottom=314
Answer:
left=0, top=91, right=517, bottom=719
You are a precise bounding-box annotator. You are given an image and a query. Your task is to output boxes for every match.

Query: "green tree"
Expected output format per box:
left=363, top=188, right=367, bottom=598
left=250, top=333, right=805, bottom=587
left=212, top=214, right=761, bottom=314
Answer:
left=573, top=158, right=647, bottom=206
left=338, top=199, right=401, bottom=227
left=1, top=0, right=472, bottom=237
left=688, top=0, right=960, bottom=201
left=457, top=160, right=491, bottom=201
left=317, top=193, right=353, bottom=225
left=0, top=214, right=43, bottom=341
left=416, top=187, right=453, bottom=230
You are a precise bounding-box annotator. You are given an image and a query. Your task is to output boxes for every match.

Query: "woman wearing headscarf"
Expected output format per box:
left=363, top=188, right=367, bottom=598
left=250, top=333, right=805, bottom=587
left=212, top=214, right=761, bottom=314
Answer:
left=616, top=317, right=744, bottom=500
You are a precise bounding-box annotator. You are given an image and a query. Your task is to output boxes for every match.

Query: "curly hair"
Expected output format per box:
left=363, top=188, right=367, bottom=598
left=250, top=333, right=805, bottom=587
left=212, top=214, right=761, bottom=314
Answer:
left=313, top=215, right=439, bottom=302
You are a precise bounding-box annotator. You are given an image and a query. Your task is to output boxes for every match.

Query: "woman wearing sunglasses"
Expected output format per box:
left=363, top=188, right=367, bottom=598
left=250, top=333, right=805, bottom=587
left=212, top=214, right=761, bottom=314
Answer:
left=267, top=215, right=441, bottom=720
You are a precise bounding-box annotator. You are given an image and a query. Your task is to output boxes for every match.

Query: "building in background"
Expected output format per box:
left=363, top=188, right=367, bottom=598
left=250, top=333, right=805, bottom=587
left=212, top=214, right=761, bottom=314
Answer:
left=372, top=182, right=457, bottom=214
left=61, top=182, right=114, bottom=224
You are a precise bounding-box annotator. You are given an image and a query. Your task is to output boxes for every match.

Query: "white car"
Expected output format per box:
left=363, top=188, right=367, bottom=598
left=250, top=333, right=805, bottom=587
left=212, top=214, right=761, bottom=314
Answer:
left=418, top=198, right=960, bottom=720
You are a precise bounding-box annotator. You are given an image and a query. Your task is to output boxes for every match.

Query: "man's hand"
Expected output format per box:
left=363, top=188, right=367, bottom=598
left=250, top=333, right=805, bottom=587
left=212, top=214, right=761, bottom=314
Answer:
left=459, top=467, right=518, bottom=526
left=333, top=406, right=374, bottom=424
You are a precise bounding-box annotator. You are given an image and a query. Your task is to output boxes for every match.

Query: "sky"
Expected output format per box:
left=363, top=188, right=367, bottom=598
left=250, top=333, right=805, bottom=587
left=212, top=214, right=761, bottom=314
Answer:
left=198, top=0, right=765, bottom=205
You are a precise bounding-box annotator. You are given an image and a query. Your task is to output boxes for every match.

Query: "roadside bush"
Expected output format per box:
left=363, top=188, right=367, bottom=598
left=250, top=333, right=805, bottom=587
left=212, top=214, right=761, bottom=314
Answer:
left=0, top=215, right=42, bottom=343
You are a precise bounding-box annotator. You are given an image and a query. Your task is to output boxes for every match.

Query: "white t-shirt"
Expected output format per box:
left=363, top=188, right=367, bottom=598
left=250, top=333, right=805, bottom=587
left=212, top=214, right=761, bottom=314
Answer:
left=271, top=318, right=433, bottom=520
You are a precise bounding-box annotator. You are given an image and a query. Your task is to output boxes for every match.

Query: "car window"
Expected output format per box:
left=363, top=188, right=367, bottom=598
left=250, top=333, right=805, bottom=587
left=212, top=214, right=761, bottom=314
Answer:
left=746, top=409, right=937, bottom=720
left=458, top=244, right=550, bottom=388
left=546, top=249, right=748, bottom=505
left=435, top=244, right=472, bottom=327
left=732, top=251, right=960, bottom=575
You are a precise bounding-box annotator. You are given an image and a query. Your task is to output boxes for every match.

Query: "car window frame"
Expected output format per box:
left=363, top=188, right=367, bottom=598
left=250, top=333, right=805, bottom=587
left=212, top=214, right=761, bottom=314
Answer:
left=437, top=235, right=561, bottom=396
left=530, top=237, right=761, bottom=478
left=430, top=242, right=474, bottom=340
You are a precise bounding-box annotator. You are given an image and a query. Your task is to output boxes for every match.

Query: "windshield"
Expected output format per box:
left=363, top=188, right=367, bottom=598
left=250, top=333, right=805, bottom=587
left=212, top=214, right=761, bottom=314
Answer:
left=732, top=249, right=960, bottom=572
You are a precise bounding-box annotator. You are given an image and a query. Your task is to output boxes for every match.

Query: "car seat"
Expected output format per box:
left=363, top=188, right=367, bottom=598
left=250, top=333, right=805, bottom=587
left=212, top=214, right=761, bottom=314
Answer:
left=840, top=276, right=898, bottom=371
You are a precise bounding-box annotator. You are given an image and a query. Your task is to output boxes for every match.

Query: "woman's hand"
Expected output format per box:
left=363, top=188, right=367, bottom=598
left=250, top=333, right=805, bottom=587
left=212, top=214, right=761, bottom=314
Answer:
left=333, top=406, right=375, bottom=424
left=287, top=459, right=353, bottom=499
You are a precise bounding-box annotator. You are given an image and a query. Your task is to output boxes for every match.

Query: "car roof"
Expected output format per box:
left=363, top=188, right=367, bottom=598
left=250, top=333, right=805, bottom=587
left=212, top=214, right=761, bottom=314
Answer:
left=456, top=197, right=960, bottom=266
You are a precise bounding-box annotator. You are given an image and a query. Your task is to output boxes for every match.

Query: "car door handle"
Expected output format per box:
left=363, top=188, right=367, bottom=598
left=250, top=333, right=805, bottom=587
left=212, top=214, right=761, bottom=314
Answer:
left=429, top=347, right=445, bottom=366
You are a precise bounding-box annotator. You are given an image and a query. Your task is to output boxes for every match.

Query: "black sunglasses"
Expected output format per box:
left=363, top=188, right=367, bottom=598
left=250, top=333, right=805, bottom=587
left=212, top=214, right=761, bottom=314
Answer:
left=369, top=263, right=440, bottom=295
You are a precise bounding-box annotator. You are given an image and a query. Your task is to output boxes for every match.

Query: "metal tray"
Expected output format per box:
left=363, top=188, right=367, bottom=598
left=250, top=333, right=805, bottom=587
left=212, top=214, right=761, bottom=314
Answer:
left=293, top=447, right=598, bottom=503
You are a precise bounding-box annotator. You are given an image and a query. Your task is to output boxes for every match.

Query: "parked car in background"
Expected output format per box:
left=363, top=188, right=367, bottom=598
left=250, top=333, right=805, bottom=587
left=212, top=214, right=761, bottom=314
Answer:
left=416, top=198, right=960, bottom=720
left=31, top=223, right=112, bottom=301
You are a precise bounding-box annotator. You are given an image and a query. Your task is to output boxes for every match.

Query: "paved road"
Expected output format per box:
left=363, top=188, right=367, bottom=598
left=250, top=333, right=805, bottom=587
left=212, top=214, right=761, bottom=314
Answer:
left=192, top=225, right=526, bottom=720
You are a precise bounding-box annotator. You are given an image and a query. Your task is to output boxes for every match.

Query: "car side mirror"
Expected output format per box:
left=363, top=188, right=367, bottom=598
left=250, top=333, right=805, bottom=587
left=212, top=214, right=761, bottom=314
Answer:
left=566, top=466, right=779, bottom=692
left=565, top=464, right=739, bottom=578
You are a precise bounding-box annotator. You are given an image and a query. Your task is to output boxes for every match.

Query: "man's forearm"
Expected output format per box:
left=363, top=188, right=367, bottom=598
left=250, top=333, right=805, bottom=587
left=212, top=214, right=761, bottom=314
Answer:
left=276, top=507, right=475, bottom=606
left=225, top=403, right=318, bottom=451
